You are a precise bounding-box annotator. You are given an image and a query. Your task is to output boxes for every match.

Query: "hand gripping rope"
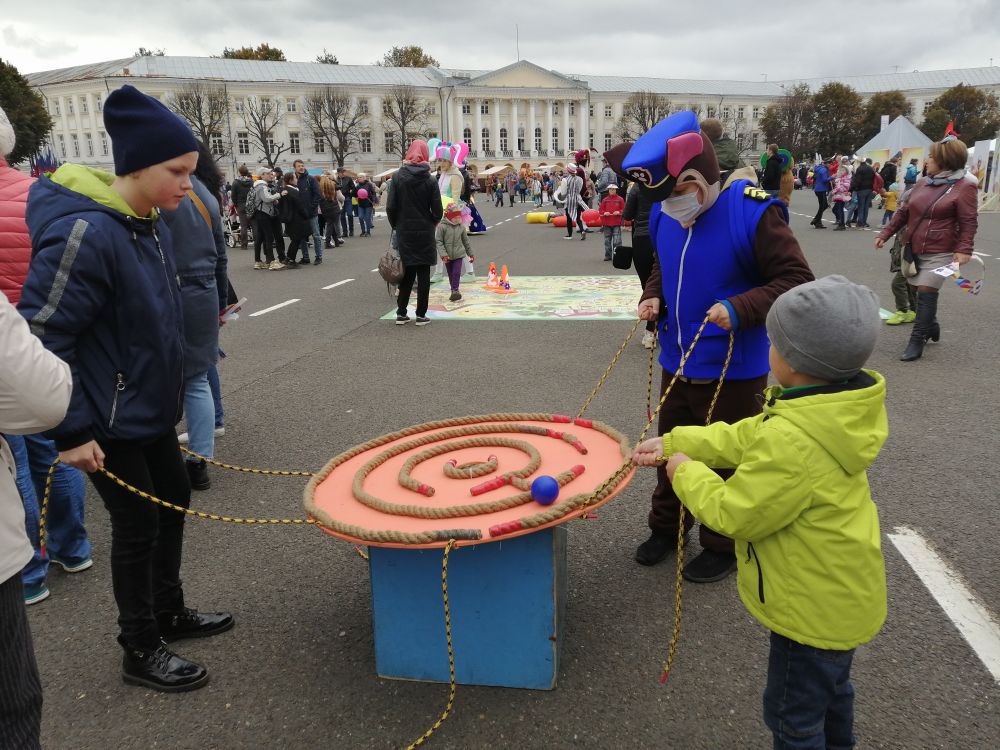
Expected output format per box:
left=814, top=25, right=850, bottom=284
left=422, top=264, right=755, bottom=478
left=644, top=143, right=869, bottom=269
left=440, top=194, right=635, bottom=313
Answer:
left=39, top=314, right=731, bottom=748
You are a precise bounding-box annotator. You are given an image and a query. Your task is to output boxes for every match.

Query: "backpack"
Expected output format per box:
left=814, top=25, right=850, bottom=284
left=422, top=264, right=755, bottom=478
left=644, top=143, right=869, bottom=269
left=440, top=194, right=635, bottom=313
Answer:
left=245, top=185, right=262, bottom=216
left=377, top=247, right=404, bottom=290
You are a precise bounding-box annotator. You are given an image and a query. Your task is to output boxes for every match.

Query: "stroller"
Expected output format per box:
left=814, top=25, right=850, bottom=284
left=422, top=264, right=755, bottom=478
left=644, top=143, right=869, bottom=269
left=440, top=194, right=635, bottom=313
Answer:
left=223, top=204, right=253, bottom=248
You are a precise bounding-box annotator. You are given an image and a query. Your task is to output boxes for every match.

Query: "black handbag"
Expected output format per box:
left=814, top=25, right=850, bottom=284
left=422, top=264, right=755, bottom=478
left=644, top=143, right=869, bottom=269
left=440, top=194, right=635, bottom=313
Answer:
left=611, top=243, right=633, bottom=270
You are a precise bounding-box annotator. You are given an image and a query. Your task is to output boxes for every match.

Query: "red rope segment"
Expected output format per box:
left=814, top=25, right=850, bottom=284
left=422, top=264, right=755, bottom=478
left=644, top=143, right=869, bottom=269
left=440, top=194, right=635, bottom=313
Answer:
left=303, top=414, right=631, bottom=547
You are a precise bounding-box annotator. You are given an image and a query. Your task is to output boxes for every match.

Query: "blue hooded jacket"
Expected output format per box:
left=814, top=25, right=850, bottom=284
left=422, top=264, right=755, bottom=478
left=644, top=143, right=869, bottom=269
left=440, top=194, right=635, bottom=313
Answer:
left=18, top=164, right=185, bottom=450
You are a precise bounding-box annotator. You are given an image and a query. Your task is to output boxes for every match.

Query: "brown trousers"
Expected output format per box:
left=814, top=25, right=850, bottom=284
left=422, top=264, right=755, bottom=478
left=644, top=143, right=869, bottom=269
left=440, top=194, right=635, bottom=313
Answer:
left=648, top=371, right=768, bottom=552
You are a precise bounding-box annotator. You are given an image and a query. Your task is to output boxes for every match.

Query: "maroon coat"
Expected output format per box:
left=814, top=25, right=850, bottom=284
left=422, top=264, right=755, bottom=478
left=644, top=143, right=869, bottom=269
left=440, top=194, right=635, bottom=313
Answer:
left=879, top=177, right=978, bottom=256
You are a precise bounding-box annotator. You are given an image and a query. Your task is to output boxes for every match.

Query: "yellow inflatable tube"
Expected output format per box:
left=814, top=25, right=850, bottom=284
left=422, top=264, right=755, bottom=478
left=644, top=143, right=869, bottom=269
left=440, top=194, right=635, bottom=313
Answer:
left=525, top=212, right=555, bottom=224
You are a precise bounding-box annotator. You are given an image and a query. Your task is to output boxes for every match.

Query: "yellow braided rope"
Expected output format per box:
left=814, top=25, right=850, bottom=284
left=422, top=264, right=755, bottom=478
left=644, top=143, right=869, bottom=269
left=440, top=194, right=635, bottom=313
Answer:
left=180, top=447, right=313, bottom=477
left=576, top=318, right=643, bottom=419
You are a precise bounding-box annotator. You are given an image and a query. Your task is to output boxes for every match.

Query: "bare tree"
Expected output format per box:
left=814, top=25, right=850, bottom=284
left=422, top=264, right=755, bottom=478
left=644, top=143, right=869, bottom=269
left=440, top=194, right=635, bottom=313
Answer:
left=242, top=95, right=289, bottom=169
left=381, top=85, right=431, bottom=161
left=713, top=98, right=757, bottom=162
left=759, top=83, right=813, bottom=160
left=615, top=91, right=673, bottom=142
left=303, top=87, right=368, bottom=168
left=168, top=82, right=230, bottom=158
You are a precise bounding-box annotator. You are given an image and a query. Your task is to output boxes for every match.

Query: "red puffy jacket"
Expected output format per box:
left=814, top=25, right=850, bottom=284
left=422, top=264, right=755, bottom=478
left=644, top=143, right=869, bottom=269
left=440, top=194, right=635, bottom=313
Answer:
left=0, top=161, right=34, bottom=304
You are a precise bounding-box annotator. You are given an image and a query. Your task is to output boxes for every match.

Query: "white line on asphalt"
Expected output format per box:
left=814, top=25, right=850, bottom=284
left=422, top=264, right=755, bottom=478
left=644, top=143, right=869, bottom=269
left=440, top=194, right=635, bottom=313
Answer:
left=973, top=252, right=991, bottom=257
left=370, top=268, right=379, bottom=272
left=249, top=299, right=301, bottom=317
left=888, top=526, right=1000, bottom=684
left=322, top=279, right=355, bottom=290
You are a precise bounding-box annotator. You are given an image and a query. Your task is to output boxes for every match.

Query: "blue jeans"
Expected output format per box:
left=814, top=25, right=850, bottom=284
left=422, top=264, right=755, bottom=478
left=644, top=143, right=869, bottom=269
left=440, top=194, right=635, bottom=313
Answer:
left=184, top=372, right=215, bottom=461
left=358, top=205, right=374, bottom=234
left=5, top=433, right=89, bottom=586
left=855, top=189, right=873, bottom=226
left=298, top=215, right=322, bottom=260
left=207, top=364, right=224, bottom=429
left=764, top=631, right=856, bottom=750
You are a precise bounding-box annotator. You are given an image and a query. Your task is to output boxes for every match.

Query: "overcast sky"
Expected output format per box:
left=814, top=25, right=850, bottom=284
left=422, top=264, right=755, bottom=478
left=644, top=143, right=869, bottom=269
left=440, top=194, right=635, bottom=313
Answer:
left=3, top=0, right=998, bottom=81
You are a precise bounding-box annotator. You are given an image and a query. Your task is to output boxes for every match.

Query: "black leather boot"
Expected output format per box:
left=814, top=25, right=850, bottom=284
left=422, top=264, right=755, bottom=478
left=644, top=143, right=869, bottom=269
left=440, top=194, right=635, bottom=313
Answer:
left=119, top=637, right=209, bottom=692
left=157, top=607, right=235, bottom=642
left=186, top=459, right=210, bottom=491
left=901, top=291, right=939, bottom=361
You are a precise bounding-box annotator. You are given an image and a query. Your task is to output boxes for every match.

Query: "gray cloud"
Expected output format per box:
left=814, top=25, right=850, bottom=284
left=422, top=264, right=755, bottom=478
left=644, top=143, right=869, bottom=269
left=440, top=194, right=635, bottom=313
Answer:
left=3, top=0, right=998, bottom=82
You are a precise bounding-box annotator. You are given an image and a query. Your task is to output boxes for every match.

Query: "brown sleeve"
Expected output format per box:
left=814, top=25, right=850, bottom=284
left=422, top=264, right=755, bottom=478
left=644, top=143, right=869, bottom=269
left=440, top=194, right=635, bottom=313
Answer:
left=727, top=205, right=815, bottom=330
left=954, top=181, right=979, bottom=255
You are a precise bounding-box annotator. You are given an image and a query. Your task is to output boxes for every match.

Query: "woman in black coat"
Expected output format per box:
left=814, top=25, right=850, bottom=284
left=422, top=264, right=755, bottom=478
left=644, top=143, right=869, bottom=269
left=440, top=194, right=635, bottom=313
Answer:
left=386, top=140, right=443, bottom=326
left=280, top=173, right=312, bottom=266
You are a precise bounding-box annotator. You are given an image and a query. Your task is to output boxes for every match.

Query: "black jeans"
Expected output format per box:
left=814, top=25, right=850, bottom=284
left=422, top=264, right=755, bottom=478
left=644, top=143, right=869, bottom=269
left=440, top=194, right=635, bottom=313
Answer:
left=0, top=575, right=42, bottom=750
left=253, top=212, right=275, bottom=263
left=89, top=431, right=191, bottom=649
left=632, top=234, right=657, bottom=332
left=324, top=209, right=341, bottom=244
left=832, top=201, right=845, bottom=226
left=269, top=215, right=286, bottom=261
left=397, top=264, right=431, bottom=318
left=340, top=206, right=354, bottom=236
left=813, top=191, right=828, bottom=224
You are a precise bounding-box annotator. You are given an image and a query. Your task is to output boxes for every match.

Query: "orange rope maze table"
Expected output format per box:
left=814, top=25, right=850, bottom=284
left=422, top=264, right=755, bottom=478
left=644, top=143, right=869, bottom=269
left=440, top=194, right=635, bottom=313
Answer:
left=304, top=412, right=634, bottom=548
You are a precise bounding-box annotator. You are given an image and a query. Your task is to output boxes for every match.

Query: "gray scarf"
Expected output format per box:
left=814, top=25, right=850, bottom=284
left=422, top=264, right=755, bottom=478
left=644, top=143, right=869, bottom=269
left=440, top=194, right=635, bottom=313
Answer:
left=925, top=168, right=966, bottom=186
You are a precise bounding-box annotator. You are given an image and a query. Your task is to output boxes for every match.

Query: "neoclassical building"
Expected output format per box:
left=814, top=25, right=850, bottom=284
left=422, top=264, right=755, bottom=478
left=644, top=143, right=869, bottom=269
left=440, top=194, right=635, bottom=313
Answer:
left=25, top=56, right=1000, bottom=178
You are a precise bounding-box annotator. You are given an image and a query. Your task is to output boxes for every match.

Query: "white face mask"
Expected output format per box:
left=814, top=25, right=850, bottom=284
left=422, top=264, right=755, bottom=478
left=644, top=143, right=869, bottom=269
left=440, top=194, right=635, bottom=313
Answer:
left=661, top=191, right=702, bottom=225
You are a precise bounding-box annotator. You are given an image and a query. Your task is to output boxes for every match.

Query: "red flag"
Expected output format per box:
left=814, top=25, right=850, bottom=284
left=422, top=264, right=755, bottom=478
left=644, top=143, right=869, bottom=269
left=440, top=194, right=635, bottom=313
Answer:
left=943, top=121, right=960, bottom=139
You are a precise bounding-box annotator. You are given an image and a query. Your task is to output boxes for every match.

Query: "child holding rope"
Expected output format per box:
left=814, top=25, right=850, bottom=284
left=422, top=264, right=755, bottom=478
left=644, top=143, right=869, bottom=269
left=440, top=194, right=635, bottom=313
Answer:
left=633, top=275, right=888, bottom=749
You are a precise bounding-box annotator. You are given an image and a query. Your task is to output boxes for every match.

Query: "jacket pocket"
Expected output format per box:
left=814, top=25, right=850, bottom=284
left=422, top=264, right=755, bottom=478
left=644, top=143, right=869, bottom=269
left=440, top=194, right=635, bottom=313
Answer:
left=108, top=372, right=126, bottom=429
left=689, top=322, right=743, bottom=367
left=747, top=542, right=766, bottom=603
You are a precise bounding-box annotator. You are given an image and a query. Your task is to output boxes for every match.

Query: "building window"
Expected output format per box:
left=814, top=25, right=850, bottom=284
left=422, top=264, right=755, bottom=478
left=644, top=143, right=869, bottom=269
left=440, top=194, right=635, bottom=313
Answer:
left=589, top=132, right=594, bottom=149
left=722, top=106, right=731, bottom=119
left=481, top=127, right=491, bottom=152
left=425, top=102, right=436, bottom=116
left=57, top=134, right=65, bottom=157
left=99, top=131, right=109, bottom=156
left=534, top=127, right=542, bottom=151
left=552, top=127, right=559, bottom=150
left=569, top=102, right=575, bottom=115
left=96, top=96, right=103, bottom=112
left=314, top=137, right=325, bottom=153
left=499, top=127, right=508, bottom=152
left=752, top=106, right=760, bottom=120
left=80, top=97, right=89, bottom=115
left=751, top=133, right=759, bottom=150
left=568, top=127, right=576, bottom=150
left=463, top=127, right=472, bottom=148
left=604, top=133, right=613, bottom=151
left=517, top=126, right=525, bottom=151
left=604, top=104, right=613, bottom=118
left=480, top=102, right=489, bottom=115
left=462, top=102, right=471, bottom=114
left=384, top=132, right=395, bottom=155
left=589, top=105, right=594, bottom=117
left=382, top=100, right=392, bottom=116
left=922, top=101, right=933, bottom=114
left=286, top=98, right=297, bottom=112
left=737, top=106, right=745, bottom=120
left=53, top=100, right=61, bottom=116
left=706, top=106, right=716, bottom=118
left=360, top=131, right=372, bottom=153
left=358, top=100, right=369, bottom=115
left=234, top=98, right=244, bottom=113
left=210, top=132, right=224, bottom=156
left=67, top=98, right=74, bottom=115
left=84, top=132, right=93, bottom=156
left=70, top=134, right=79, bottom=156
left=289, top=132, right=300, bottom=154
left=553, top=102, right=559, bottom=115
left=237, top=132, right=250, bottom=155
left=267, top=134, right=277, bottom=155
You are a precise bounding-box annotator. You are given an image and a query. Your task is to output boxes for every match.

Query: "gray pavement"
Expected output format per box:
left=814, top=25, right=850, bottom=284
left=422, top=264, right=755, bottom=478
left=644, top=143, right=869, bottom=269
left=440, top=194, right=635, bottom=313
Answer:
left=28, top=191, right=1000, bottom=749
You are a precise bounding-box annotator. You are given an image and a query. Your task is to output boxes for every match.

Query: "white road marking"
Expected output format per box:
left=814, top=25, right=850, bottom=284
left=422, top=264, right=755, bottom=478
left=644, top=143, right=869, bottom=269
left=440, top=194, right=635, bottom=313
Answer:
left=249, top=299, right=300, bottom=317
left=973, top=252, right=991, bottom=258
left=889, top=526, right=1000, bottom=684
left=370, top=268, right=379, bottom=272
left=322, top=279, right=355, bottom=290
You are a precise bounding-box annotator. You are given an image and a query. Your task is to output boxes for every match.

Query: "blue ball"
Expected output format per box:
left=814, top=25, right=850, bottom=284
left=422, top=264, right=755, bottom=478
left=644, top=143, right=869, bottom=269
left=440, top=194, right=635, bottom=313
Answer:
left=530, top=476, right=560, bottom=505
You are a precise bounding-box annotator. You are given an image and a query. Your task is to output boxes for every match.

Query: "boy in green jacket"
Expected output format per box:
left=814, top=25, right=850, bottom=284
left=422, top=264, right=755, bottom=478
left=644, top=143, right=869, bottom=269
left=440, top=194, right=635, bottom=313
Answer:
left=634, top=275, right=888, bottom=749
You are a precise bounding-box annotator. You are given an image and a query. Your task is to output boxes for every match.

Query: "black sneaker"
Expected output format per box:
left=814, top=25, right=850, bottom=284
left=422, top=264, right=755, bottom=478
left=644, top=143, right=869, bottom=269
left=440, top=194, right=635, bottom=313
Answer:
left=449, top=291, right=462, bottom=302
left=157, top=607, right=235, bottom=642
left=313, top=257, right=323, bottom=265
left=300, top=257, right=311, bottom=265
left=186, top=460, right=210, bottom=491
left=635, top=532, right=676, bottom=566
left=415, top=316, right=431, bottom=326
left=682, top=549, right=737, bottom=583
left=395, top=315, right=410, bottom=325
left=120, top=638, right=209, bottom=693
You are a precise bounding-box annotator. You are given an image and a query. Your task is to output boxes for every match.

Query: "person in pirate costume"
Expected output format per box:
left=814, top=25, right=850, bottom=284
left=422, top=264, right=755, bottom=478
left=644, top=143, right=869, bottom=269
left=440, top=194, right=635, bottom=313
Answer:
left=605, top=110, right=814, bottom=582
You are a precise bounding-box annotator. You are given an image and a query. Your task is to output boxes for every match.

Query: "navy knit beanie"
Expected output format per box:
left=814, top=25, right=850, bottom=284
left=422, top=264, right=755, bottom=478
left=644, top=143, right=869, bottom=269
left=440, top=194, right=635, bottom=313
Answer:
left=103, top=85, right=199, bottom=175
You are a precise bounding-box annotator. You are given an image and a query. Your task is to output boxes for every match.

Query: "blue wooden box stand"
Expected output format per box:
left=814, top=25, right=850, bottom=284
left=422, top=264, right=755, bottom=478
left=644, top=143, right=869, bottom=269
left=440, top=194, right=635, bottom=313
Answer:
left=368, top=526, right=567, bottom=690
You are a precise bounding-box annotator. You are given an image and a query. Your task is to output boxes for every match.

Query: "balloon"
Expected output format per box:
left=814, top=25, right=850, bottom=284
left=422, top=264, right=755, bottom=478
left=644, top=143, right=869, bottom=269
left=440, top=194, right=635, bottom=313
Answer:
left=357, top=188, right=369, bottom=200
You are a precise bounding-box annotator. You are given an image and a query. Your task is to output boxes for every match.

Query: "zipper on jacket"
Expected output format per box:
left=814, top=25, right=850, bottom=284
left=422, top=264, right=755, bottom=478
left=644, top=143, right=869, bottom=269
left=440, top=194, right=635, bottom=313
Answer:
left=920, top=185, right=953, bottom=249
left=109, top=372, right=125, bottom=428
left=747, top=542, right=766, bottom=603
left=674, top=226, right=694, bottom=372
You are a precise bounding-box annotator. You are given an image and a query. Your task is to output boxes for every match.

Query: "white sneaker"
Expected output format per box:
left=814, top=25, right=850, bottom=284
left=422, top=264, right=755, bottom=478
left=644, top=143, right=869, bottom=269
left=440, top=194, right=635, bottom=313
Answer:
left=178, top=427, right=224, bottom=444
left=641, top=331, right=657, bottom=350
left=268, top=260, right=285, bottom=270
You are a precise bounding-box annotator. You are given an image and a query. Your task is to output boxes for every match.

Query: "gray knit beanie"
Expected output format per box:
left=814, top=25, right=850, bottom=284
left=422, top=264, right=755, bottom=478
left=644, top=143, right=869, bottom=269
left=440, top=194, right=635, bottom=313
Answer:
left=766, top=275, right=880, bottom=381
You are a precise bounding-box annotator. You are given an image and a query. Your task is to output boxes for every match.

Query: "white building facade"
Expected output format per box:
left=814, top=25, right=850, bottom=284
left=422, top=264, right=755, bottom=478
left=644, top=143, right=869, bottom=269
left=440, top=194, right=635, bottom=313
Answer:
left=26, top=56, right=1000, bottom=178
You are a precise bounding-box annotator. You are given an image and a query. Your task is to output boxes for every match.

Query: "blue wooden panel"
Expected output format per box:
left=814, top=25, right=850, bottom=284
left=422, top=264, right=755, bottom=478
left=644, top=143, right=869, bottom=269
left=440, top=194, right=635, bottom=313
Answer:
left=369, top=527, right=567, bottom=690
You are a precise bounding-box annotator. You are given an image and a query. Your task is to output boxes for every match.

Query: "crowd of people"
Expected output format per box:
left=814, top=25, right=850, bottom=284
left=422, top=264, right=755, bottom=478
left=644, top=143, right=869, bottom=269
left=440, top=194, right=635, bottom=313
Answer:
left=0, top=74, right=984, bottom=750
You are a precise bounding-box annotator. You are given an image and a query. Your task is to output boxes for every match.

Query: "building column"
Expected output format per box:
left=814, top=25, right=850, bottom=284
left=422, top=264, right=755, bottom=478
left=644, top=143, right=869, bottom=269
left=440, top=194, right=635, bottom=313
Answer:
left=493, top=98, right=501, bottom=158
left=510, top=98, right=519, bottom=156
left=474, top=99, right=483, bottom=157
left=562, top=99, right=571, bottom=155
left=545, top=99, right=553, bottom=156
left=529, top=99, right=537, bottom=156
left=579, top=97, right=590, bottom=153
left=451, top=97, right=462, bottom=143
left=370, top=96, right=382, bottom=160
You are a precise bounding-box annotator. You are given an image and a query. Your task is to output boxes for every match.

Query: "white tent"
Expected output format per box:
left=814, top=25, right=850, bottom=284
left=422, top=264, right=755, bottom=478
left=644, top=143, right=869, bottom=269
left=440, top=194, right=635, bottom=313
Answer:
left=856, top=116, right=932, bottom=164
left=373, top=166, right=399, bottom=180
